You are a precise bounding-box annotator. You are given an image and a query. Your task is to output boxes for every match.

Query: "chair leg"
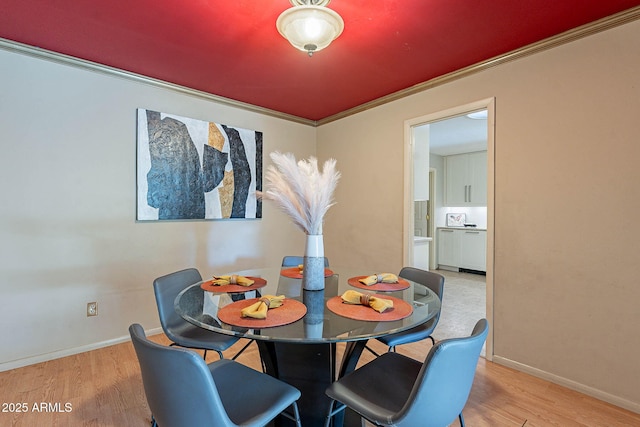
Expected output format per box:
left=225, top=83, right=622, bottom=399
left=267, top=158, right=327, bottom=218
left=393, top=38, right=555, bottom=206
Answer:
left=291, top=401, right=302, bottom=427
left=280, top=401, right=301, bottom=427
left=429, top=335, right=435, bottom=345
left=388, top=345, right=396, bottom=353
left=231, top=339, right=254, bottom=360
left=151, top=414, right=157, bottom=427
left=325, top=399, right=347, bottom=427
left=324, top=400, right=335, bottom=427
left=364, top=344, right=380, bottom=357
left=459, top=411, right=465, bottom=427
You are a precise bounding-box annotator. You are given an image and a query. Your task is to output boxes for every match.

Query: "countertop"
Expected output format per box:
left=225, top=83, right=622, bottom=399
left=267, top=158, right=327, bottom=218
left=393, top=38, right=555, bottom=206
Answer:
left=438, top=226, right=487, bottom=231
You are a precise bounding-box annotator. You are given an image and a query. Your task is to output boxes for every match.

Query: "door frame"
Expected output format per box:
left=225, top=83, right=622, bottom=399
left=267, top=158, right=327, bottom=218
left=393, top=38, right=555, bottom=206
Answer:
left=403, top=97, right=495, bottom=360
left=428, top=168, right=437, bottom=270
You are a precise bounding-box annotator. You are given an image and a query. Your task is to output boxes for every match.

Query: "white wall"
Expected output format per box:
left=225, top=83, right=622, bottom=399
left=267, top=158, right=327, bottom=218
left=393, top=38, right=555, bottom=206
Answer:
left=318, top=19, right=640, bottom=412
left=0, top=47, right=316, bottom=369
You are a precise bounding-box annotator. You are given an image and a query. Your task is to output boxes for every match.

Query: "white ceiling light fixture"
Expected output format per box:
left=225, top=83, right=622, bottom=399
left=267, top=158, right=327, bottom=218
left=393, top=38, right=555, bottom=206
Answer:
left=276, top=0, right=344, bottom=57
left=466, top=110, right=488, bottom=120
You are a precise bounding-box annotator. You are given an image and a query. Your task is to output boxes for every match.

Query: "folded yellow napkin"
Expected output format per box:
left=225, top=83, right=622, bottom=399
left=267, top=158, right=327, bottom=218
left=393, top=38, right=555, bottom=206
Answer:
left=341, top=290, right=394, bottom=313
left=358, top=273, right=398, bottom=286
left=241, top=295, right=285, bottom=319
left=211, top=274, right=254, bottom=286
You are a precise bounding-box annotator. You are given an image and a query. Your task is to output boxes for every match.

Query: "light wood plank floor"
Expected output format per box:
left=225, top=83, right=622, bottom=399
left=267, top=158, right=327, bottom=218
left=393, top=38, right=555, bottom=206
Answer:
left=1, top=333, right=638, bottom=427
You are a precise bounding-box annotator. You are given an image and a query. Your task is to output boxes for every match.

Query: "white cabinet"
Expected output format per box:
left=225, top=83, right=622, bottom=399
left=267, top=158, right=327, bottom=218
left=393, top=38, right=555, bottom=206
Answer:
left=468, top=152, right=487, bottom=205
left=438, top=228, right=486, bottom=272
left=459, top=230, right=487, bottom=271
left=437, top=229, right=459, bottom=267
left=444, top=155, right=468, bottom=206
left=444, top=151, right=487, bottom=206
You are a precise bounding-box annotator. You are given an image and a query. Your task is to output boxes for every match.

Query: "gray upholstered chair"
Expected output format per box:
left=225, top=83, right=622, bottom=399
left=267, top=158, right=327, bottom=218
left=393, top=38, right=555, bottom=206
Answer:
left=281, top=255, right=330, bottom=267
left=325, top=319, right=488, bottom=427
left=129, top=324, right=301, bottom=427
left=367, top=267, right=444, bottom=356
left=153, top=268, right=251, bottom=360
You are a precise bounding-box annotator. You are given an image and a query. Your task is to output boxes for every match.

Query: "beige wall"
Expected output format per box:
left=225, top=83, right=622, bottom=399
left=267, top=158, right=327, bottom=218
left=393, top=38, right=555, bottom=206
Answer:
left=0, top=47, right=315, bottom=369
left=1, top=15, right=639, bottom=414
left=318, top=19, right=640, bottom=411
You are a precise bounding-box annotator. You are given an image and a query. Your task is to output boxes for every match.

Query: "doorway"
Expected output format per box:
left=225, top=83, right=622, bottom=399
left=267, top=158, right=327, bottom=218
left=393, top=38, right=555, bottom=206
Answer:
left=403, top=98, right=495, bottom=359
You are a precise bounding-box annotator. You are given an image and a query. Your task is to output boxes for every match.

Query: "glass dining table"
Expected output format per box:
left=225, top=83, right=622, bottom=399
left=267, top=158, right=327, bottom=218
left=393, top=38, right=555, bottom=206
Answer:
left=175, top=266, right=441, bottom=427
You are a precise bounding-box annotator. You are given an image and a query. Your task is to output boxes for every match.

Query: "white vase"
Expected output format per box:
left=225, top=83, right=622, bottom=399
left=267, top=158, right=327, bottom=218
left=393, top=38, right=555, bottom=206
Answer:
left=302, top=234, right=325, bottom=291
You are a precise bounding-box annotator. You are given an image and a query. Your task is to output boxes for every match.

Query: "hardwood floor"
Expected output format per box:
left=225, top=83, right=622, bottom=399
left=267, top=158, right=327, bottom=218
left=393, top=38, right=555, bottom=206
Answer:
left=1, top=333, right=638, bottom=427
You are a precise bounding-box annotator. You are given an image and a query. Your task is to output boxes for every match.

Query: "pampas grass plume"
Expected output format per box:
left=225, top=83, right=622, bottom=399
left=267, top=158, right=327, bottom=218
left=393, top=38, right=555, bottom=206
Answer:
left=257, top=152, right=340, bottom=235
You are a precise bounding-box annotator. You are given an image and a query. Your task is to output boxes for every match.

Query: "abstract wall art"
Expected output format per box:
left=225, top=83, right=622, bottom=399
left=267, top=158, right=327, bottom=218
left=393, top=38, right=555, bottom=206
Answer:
left=136, top=109, right=262, bottom=220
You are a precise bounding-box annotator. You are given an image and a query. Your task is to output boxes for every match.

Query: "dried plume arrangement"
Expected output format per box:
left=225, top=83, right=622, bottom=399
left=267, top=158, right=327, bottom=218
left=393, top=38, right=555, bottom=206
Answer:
left=258, top=152, right=340, bottom=235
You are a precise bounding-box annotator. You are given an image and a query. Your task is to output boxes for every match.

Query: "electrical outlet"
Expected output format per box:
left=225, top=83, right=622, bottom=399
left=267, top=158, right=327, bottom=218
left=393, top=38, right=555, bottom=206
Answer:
left=87, top=302, right=98, bottom=317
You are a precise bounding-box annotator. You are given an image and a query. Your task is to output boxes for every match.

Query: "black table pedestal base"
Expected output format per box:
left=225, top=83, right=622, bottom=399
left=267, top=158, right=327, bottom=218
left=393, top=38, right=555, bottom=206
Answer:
left=258, top=340, right=368, bottom=427
left=259, top=342, right=334, bottom=427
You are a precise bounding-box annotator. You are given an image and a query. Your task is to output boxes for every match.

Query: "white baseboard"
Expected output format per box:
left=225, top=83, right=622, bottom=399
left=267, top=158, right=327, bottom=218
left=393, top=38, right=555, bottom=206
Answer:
left=0, top=327, right=163, bottom=373
left=493, top=355, right=640, bottom=415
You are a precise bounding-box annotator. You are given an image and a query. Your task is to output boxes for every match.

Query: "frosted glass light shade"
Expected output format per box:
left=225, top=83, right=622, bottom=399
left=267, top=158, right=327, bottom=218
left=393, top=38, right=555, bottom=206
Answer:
left=276, top=5, right=344, bottom=56
left=466, top=110, right=488, bottom=120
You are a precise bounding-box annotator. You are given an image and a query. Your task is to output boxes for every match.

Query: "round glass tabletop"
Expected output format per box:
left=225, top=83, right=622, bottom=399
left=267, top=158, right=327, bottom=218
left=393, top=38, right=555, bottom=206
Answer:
left=175, top=267, right=441, bottom=343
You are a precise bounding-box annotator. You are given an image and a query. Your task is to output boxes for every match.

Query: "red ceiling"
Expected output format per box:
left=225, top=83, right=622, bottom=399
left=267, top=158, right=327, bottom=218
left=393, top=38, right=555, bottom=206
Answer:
left=1, top=0, right=639, bottom=121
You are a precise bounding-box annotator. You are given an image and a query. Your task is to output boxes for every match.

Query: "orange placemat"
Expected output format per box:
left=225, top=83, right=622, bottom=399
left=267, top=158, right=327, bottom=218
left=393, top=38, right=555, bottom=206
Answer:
left=326, top=294, right=413, bottom=322
left=347, top=276, right=410, bottom=292
left=217, top=298, right=307, bottom=328
left=200, top=277, right=267, bottom=293
left=280, top=267, right=334, bottom=279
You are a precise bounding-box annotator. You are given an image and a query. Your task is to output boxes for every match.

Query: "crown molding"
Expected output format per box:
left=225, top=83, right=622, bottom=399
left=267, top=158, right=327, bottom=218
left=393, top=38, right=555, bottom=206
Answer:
left=2, top=5, right=638, bottom=128
left=317, top=5, right=640, bottom=126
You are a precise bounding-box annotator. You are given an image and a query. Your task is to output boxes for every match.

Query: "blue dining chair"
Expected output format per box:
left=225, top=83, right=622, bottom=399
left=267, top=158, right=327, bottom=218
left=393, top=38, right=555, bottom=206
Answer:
left=325, top=319, right=489, bottom=427
left=153, top=268, right=252, bottom=360
left=129, top=324, right=302, bottom=427
left=281, top=255, right=330, bottom=267
left=366, top=267, right=444, bottom=356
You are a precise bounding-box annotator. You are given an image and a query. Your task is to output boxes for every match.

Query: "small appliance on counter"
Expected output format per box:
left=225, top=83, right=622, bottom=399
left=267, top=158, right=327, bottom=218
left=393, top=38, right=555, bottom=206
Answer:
left=446, top=213, right=466, bottom=227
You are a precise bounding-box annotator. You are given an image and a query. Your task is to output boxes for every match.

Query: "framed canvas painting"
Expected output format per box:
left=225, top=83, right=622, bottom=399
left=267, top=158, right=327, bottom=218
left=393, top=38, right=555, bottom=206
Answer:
left=136, top=109, right=262, bottom=220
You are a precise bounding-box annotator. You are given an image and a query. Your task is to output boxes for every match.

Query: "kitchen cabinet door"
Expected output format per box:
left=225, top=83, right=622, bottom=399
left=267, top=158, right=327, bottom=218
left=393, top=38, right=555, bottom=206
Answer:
left=437, top=229, right=459, bottom=268
left=444, top=151, right=487, bottom=206
left=444, top=154, right=468, bottom=206
left=438, top=228, right=486, bottom=272
left=459, top=230, right=486, bottom=271
left=467, top=151, right=487, bottom=205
